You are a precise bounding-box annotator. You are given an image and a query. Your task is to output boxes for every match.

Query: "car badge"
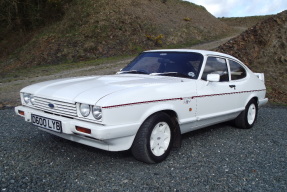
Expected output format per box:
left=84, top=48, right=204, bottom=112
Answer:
left=48, top=103, right=55, bottom=109
left=183, top=98, right=191, bottom=104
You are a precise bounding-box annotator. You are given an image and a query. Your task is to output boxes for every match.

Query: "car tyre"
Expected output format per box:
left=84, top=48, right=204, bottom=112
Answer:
left=131, top=112, right=174, bottom=164
left=235, top=99, right=258, bottom=129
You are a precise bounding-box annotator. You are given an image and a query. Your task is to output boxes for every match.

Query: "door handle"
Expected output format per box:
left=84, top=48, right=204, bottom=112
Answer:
left=229, top=85, right=236, bottom=89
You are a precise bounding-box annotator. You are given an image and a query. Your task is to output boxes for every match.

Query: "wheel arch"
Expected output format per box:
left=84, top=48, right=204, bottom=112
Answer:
left=245, top=96, right=258, bottom=107
left=235, top=96, right=259, bottom=129
left=138, top=108, right=182, bottom=149
left=162, top=110, right=182, bottom=148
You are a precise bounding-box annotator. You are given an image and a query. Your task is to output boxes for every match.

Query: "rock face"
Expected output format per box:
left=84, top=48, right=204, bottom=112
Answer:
left=216, top=10, right=287, bottom=104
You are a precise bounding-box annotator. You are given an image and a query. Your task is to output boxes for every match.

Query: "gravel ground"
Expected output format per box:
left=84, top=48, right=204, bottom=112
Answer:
left=1, top=106, right=286, bottom=192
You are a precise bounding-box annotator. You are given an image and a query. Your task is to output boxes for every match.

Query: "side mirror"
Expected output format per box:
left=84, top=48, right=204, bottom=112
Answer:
left=207, top=74, right=220, bottom=82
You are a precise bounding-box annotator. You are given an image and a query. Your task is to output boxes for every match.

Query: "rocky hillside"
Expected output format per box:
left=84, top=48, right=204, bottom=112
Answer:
left=219, top=15, right=271, bottom=28
left=0, top=0, right=231, bottom=75
left=216, top=11, right=287, bottom=104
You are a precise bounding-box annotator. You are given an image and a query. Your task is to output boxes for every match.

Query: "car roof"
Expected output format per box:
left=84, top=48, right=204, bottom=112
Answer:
left=144, top=49, right=241, bottom=63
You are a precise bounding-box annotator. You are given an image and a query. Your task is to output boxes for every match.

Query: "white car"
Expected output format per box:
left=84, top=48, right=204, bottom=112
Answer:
left=15, top=49, right=268, bottom=163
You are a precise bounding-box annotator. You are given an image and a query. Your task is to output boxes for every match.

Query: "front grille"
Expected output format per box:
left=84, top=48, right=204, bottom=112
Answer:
left=33, top=96, right=77, bottom=117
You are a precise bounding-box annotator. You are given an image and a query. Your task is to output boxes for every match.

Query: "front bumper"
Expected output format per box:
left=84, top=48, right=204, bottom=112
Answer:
left=15, top=106, right=140, bottom=151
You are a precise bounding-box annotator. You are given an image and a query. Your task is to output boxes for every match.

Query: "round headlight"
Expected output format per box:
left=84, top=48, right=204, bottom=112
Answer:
left=80, top=104, right=90, bottom=117
left=23, top=93, right=31, bottom=104
left=92, top=106, right=102, bottom=120
left=30, top=95, right=35, bottom=105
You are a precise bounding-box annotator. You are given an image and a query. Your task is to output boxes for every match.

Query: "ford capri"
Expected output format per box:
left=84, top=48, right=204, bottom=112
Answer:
left=15, top=49, right=268, bottom=163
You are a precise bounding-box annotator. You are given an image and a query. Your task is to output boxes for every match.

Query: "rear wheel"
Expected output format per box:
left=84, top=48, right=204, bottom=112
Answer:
left=131, top=112, right=174, bottom=164
left=235, top=99, right=258, bottom=129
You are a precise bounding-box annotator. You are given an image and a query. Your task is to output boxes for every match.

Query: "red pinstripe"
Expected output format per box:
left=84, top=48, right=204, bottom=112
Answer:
left=102, top=89, right=266, bottom=109
left=102, top=98, right=183, bottom=109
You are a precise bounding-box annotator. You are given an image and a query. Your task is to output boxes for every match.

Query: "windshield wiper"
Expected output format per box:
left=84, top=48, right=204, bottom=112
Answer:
left=150, top=72, right=190, bottom=78
left=117, top=70, right=149, bottom=74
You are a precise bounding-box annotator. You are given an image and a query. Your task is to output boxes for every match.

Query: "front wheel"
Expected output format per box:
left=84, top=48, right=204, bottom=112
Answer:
left=235, top=99, right=258, bottom=129
left=131, top=112, right=174, bottom=164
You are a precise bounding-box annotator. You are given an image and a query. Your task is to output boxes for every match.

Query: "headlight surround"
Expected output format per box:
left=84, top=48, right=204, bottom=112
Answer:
left=80, top=103, right=90, bottom=117
left=23, top=93, right=34, bottom=105
left=30, top=95, right=35, bottom=105
left=92, top=106, right=102, bottom=120
left=23, top=93, right=31, bottom=104
left=78, top=103, right=102, bottom=121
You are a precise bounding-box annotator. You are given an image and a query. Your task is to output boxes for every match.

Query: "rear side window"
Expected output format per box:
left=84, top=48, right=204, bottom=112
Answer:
left=201, top=57, right=229, bottom=82
left=229, top=60, right=246, bottom=80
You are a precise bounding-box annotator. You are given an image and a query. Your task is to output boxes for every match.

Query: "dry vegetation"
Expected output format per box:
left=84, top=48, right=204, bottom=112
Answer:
left=0, top=0, right=231, bottom=76
left=219, top=15, right=272, bottom=28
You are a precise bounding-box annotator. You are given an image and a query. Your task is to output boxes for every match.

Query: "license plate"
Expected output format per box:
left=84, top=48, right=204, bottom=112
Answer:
left=31, top=114, right=62, bottom=133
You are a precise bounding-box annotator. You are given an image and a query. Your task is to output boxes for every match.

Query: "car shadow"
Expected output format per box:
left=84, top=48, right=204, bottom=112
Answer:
left=181, top=121, right=235, bottom=140
left=42, top=121, right=236, bottom=164
left=47, top=134, right=133, bottom=160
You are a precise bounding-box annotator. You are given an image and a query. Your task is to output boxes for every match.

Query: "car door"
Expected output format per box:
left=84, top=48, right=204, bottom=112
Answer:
left=227, top=59, right=249, bottom=110
left=195, top=56, right=239, bottom=127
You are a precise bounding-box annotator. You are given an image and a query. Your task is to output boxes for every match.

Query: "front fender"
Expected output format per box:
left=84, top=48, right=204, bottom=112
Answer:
left=138, top=103, right=178, bottom=125
left=101, top=100, right=182, bottom=127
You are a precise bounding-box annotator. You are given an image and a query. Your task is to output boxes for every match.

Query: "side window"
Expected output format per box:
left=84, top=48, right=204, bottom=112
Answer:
left=201, top=57, right=229, bottom=82
left=229, top=60, right=247, bottom=80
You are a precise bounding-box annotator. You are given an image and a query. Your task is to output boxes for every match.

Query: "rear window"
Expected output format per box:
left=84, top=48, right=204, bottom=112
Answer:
left=229, top=60, right=246, bottom=80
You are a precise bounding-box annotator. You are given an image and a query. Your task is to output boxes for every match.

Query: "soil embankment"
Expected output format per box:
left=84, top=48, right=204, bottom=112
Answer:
left=216, top=11, right=287, bottom=104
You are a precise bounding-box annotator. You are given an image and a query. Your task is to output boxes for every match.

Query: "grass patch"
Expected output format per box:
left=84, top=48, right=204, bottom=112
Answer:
left=0, top=30, right=234, bottom=84
left=0, top=55, right=134, bottom=83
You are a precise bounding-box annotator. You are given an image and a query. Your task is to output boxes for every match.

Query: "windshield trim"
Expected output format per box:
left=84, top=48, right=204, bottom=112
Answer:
left=120, top=51, right=204, bottom=79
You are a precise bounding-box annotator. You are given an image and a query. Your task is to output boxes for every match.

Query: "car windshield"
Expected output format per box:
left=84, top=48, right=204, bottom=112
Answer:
left=120, top=52, right=204, bottom=79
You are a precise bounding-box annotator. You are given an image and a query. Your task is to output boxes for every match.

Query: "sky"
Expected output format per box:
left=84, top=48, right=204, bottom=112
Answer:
left=184, top=0, right=287, bottom=17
